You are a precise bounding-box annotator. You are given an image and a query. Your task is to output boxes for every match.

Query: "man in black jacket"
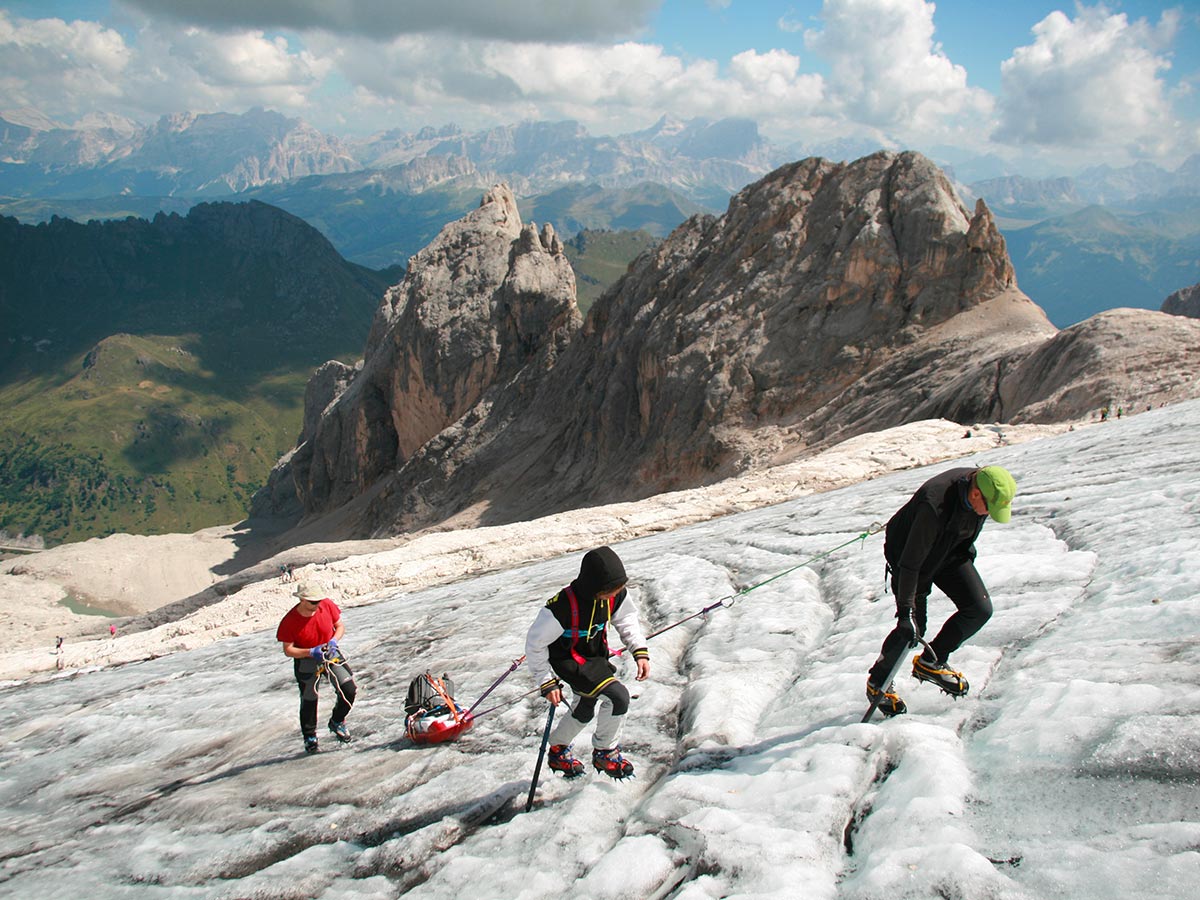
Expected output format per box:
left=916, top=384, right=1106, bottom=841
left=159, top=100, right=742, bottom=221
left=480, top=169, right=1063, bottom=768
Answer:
left=866, top=465, right=1017, bottom=716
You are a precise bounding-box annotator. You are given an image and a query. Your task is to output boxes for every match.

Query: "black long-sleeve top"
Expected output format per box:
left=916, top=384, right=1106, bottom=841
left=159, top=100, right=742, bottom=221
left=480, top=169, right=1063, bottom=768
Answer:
left=884, top=467, right=986, bottom=607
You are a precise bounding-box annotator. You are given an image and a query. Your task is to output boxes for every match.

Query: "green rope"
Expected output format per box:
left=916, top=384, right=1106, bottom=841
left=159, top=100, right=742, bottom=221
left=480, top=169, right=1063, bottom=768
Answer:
left=473, top=522, right=884, bottom=718
left=642, top=521, right=885, bottom=642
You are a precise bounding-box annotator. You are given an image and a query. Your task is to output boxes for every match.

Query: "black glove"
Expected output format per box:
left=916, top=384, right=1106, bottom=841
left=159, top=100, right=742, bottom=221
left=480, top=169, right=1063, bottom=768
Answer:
left=896, top=606, right=919, bottom=643
left=540, top=678, right=561, bottom=699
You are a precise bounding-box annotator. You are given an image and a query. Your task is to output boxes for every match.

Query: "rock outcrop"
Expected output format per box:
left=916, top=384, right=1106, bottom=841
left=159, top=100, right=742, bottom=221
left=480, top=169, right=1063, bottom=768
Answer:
left=355, top=152, right=1041, bottom=533
left=996, top=307, right=1200, bottom=420
left=805, top=297, right=1200, bottom=438
left=283, top=185, right=580, bottom=516
left=266, top=151, right=1200, bottom=539
left=1163, top=282, right=1200, bottom=318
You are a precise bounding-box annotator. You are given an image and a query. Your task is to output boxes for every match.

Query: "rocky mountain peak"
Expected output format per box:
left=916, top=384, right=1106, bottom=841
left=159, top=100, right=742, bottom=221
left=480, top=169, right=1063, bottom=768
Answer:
left=0, top=107, right=62, bottom=131
left=263, top=152, right=1200, bottom=540
left=282, top=183, right=580, bottom=516
left=497, top=150, right=1030, bottom=500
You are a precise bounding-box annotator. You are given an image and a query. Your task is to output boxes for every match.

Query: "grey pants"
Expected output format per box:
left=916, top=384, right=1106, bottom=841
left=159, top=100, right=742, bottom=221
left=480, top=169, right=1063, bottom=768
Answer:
left=549, top=680, right=630, bottom=750
left=293, top=658, right=356, bottom=738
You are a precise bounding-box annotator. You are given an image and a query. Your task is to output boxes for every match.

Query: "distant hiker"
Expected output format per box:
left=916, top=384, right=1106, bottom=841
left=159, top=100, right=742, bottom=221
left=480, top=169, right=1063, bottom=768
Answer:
left=55, top=636, right=64, bottom=670
left=525, top=546, right=651, bottom=779
left=55, top=636, right=63, bottom=650
left=866, top=465, right=1017, bottom=716
left=276, top=582, right=357, bottom=754
left=1101, top=407, right=1109, bottom=422
left=109, top=624, right=117, bottom=638
left=1117, top=407, right=1123, bottom=419
left=286, top=563, right=296, bottom=582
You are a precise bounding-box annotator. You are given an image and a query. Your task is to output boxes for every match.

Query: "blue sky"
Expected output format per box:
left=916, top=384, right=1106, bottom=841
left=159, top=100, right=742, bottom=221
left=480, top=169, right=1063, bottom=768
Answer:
left=1, top=1, right=1197, bottom=173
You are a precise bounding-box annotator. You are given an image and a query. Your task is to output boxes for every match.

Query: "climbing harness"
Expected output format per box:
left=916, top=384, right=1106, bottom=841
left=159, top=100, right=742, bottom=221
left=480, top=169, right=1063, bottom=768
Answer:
left=564, top=585, right=614, bottom=664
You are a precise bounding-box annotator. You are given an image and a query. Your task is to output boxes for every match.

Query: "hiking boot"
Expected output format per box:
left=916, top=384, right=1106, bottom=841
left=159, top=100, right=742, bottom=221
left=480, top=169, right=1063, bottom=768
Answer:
left=548, top=744, right=585, bottom=778
left=866, top=680, right=907, bottom=717
left=304, top=735, right=319, bottom=754
left=328, top=719, right=352, bottom=743
left=592, top=746, right=635, bottom=779
left=912, top=653, right=969, bottom=697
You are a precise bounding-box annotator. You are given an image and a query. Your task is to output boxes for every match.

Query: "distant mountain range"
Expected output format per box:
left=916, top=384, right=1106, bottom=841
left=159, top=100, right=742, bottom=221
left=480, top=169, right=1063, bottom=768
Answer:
left=5, top=133, right=1200, bottom=547
left=0, top=106, right=782, bottom=206
left=4, top=106, right=1200, bottom=325
left=961, top=157, right=1200, bottom=221
left=0, top=107, right=358, bottom=196
left=1003, top=205, right=1200, bottom=326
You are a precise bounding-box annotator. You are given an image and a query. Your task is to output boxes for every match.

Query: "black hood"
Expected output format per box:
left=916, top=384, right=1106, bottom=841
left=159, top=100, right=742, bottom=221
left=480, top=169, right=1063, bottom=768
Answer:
left=571, top=546, right=627, bottom=600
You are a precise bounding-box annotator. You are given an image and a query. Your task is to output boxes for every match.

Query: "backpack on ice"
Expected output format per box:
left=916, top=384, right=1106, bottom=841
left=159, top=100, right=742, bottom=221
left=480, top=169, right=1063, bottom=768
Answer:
left=405, top=671, right=458, bottom=715
left=404, top=671, right=474, bottom=745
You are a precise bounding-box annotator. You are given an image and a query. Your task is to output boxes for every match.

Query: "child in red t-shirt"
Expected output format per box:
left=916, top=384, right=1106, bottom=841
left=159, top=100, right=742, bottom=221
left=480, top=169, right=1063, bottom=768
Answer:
left=276, top=582, right=357, bottom=753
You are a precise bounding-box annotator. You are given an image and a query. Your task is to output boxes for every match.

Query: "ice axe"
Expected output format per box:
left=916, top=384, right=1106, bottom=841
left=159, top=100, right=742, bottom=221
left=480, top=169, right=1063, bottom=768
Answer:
left=525, top=702, right=557, bottom=812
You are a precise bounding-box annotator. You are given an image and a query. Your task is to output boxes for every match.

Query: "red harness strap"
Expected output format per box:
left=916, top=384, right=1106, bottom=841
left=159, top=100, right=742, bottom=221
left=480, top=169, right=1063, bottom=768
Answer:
left=565, top=586, right=614, bottom=665
left=565, top=586, right=586, bottom=664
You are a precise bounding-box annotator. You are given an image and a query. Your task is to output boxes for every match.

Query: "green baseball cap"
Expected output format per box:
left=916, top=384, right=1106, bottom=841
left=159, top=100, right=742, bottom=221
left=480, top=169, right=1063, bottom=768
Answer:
left=976, top=466, right=1016, bottom=523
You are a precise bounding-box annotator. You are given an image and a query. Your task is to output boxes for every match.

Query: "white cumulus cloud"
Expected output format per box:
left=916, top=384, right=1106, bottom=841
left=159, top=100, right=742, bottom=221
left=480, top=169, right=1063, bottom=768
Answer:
left=995, top=5, right=1183, bottom=159
left=322, top=33, right=824, bottom=137
left=166, top=27, right=332, bottom=90
left=803, top=0, right=993, bottom=144
left=128, top=25, right=329, bottom=115
left=0, top=10, right=332, bottom=123
left=0, top=12, right=132, bottom=113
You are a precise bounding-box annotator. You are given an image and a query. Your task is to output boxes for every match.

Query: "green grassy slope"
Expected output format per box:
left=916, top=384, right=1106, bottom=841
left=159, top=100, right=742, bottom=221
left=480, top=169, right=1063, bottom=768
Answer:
left=562, top=229, right=660, bottom=313
left=0, top=334, right=312, bottom=540
left=0, top=202, right=392, bottom=545
left=522, top=182, right=706, bottom=240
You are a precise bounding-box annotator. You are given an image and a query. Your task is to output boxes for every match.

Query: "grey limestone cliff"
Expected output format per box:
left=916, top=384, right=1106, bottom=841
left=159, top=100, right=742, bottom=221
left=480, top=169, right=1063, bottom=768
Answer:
left=262, top=151, right=1200, bottom=538
left=277, top=185, right=579, bottom=519
left=1163, top=282, right=1200, bottom=318
left=379, top=153, right=1032, bottom=531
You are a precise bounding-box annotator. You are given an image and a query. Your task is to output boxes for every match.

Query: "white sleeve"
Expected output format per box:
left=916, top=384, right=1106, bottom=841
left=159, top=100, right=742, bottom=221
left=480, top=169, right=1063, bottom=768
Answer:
left=524, top=606, right=563, bottom=690
left=610, top=591, right=649, bottom=656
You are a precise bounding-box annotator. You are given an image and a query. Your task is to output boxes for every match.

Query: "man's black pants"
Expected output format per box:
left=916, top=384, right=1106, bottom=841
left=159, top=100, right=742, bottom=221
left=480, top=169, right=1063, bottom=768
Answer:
left=868, top=560, right=992, bottom=686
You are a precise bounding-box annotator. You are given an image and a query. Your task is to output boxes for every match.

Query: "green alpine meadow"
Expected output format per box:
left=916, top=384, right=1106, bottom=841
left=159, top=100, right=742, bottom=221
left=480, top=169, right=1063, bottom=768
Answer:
left=0, top=203, right=390, bottom=544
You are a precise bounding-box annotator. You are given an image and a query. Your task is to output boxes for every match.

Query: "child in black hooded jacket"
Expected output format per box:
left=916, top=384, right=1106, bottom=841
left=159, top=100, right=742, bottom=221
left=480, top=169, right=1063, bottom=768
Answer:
left=525, top=545, right=650, bottom=778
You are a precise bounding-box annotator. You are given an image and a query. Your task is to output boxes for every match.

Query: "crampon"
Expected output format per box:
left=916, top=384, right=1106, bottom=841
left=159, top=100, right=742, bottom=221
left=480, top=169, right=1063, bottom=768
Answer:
left=912, top=654, right=969, bottom=697
left=592, top=746, right=635, bottom=780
